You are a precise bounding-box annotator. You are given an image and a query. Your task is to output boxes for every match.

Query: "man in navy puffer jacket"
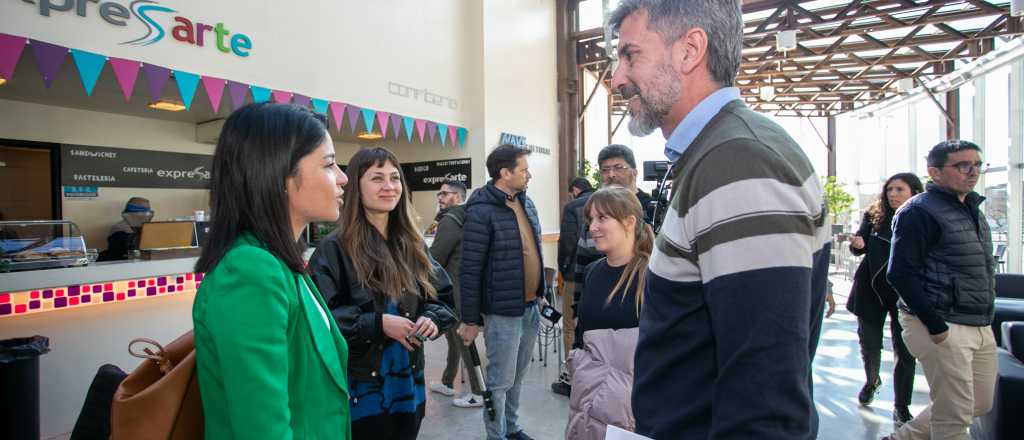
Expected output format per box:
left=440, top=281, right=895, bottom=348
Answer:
left=457, top=144, right=547, bottom=440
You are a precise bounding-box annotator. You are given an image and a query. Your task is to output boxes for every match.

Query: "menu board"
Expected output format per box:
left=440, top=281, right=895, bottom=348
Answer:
left=61, top=144, right=213, bottom=189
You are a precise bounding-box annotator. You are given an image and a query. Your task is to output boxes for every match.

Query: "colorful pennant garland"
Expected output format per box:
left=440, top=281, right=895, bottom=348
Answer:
left=142, top=63, right=170, bottom=102
left=108, top=57, right=140, bottom=101
left=0, top=33, right=468, bottom=147
left=172, top=70, right=200, bottom=110
left=227, top=80, right=249, bottom=110
left=201, top=76, right=226, bottom=113
left=69, top=49, right=106, bottom=96
left=0, top=33, right=26, bottom=81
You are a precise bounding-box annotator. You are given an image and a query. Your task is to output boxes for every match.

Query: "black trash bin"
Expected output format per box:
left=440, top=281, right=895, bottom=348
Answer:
left=0, top=335, right=50, bottom=440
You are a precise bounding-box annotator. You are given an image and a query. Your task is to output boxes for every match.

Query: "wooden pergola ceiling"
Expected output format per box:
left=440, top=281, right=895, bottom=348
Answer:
left=577, top=0, right=1024, bottom=118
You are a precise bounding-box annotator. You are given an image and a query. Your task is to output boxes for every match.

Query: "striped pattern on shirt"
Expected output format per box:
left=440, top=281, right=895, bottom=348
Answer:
left=633, top=100, right=831, bottom=440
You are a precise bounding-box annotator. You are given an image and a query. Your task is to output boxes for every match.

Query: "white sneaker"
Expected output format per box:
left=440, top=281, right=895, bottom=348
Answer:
left=429, top=382, right=455, bottom=396
left=452, top=394, right=484, bottom=408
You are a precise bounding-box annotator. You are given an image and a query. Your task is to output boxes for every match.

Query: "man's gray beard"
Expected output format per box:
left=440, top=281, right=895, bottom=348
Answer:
left=626, top=63, right=682, bottom=137
left=627, top=100, right=663, bottom=136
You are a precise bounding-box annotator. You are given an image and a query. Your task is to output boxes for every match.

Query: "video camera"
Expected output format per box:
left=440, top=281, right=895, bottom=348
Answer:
left=643, top=160, right=673, bottom=234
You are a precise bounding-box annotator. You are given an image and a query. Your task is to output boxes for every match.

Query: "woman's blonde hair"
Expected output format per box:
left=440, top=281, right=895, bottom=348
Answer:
left=583, top=186, right=653, bottom=315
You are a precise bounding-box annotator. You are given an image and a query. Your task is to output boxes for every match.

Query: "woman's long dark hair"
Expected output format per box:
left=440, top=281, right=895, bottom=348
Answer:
left=338, top=147, right=436, bottom=301
left=195, top=103, right=329, bottom=274
left=866, top=172, right=924, bottom=232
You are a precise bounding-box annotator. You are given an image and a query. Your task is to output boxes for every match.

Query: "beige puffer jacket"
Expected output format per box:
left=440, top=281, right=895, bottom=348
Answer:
left=565, top=327, right=639, bottom=440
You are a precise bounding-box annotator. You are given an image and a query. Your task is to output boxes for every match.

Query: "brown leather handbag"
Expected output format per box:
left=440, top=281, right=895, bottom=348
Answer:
left=110, top=331, right=204, bottom=440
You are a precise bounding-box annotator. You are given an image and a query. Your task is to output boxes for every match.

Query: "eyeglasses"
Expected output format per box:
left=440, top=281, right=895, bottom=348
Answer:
left=436, top=190, right=458, bottom=197
left=943, top=161, right=990, bottom=175
left=600, top=164, right=632, bottom=175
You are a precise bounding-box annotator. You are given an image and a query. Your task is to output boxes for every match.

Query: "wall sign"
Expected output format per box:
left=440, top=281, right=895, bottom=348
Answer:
left=20, top=0, right=253, bottom=57
left=63, top=186, right=99, bottom=198
left=388, top=81, right=458, bottom=110
left=60, top=144, right=213, bottom=189
left=400, top=159, right=472, bottom=192
left=499, top=132, right=550, bottom=155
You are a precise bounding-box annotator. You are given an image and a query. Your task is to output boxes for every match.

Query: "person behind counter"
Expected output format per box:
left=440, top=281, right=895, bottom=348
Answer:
left=192, top=102, right=352, bottom=439
left=98, top=197, right=153, bottom=261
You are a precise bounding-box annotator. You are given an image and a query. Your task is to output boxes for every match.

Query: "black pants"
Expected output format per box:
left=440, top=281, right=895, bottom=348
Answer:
left=857, top=306, right=916, bottom=406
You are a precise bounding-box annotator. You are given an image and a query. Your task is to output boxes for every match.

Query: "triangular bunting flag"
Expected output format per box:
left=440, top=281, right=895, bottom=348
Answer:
left=403, top=117, right=415, bottom=142
left=251, top=86, right=271, bottom=103
left=293, top=94, right=311, bottom=108
left=311, top=98, right=329, bottom=114
left=272, top=90, right=292, bottom=104
left=70, top=49, right=106, bottom=96
left=361, top=108, right=376, bottom=133
left=376, top=112, right=391, bottom=136
left=457, top=127, right=467, bottom=148
left=390, top=114, right=402, bottom=139
left=172, top=70, right=200, bottom=110
left=0, top=33, right=27, bottom=82
left=227, top=81, right=249, bottom=110
left=345, top=105, right=360, bottom=133
left=201, top=76, right=226, bottom=113
left=329, top=102, right=346, bottom=131
left=426, top=121, right=437, bottom=144
left=447, top=125, right=457, bottom=147
left=438, top=123, right=449, bottom=145
left=415, top=119, right=427, bottom=143
left=108, top=57, right=140, bottom=101
left=142, top=63, right=170, bottom=102
left=30, top=39, right=68, bottom=88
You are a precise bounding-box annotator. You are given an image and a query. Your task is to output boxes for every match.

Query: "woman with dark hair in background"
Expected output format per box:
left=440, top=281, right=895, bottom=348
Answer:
left=192, top=103, right=352, bottom=439
left=309, top=147, right=457, bottom=440
left=848, top=172, right=924, bottom=426
left=565, top=186, right=654, bottom=440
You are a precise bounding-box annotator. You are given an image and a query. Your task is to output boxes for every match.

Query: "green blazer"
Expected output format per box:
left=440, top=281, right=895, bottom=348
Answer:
left=193, top=233, right=351, bottom=439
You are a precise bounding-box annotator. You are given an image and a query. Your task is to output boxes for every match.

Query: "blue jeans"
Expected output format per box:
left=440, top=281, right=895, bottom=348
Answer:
left=482, top=303, right=540, bottom=440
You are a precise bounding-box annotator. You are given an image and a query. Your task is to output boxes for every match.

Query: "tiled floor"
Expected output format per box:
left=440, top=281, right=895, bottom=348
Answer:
left=44, top=274, right=926, bottom=440
left=417, top=274, right=930, bottom=439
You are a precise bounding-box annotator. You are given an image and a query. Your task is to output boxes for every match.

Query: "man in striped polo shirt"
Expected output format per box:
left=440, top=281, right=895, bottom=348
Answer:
left=608, top=1, right=831, bottom=439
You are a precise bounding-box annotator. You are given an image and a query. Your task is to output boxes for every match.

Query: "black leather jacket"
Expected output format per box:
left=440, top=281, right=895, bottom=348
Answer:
left=308, top=232, right=458, bottom=382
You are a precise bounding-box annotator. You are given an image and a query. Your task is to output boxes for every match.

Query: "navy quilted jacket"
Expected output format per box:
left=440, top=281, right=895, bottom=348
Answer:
left=459, top=181, right=545, bottom=324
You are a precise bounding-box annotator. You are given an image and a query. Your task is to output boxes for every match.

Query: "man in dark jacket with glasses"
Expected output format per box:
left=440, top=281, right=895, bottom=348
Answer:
left=885, top=140, right=997, bottom=440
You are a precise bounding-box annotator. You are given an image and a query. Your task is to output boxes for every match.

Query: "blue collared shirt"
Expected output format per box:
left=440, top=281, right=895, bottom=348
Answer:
left=664, top=87, right=741, bottom=162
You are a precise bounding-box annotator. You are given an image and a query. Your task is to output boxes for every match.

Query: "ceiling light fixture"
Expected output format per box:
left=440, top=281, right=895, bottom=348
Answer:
left=147, top=100, right=186, bottom=112
left=357, top=131, right=383, bottom=140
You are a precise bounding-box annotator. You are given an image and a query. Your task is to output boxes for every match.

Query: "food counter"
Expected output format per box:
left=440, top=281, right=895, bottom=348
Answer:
left=0, top=257, right=201, bottom=317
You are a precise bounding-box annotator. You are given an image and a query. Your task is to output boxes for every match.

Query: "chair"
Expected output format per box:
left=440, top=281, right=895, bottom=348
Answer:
left=971, top=321, right=1024, bottom=440
left=533, top=267, right=562, bottom=367
left=993, top=274, right=1024, bottom=346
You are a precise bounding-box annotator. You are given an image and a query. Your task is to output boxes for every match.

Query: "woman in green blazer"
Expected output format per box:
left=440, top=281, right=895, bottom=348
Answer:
left=192, top=103, right=351, bottom=439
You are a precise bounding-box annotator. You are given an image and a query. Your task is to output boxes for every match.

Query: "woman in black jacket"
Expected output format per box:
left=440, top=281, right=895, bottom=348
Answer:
left=848, top=172, right=923, bottom=426
left=309, top=147, right=457, bottom=440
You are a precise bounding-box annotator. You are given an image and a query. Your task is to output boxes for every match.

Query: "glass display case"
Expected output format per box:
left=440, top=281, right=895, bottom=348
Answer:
left=0, top=220, right=89, bottom=272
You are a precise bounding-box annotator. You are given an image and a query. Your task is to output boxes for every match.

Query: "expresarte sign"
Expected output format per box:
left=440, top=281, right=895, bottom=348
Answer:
left=61, top=144, right=213, bottom=189
left=400, top=159, right=472, bottom=192
left=21, top=0, right=253, bottom=57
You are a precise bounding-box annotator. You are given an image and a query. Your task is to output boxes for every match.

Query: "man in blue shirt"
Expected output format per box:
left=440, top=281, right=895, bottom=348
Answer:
left=884, top=140, right=997, bottom=440
left=608, top=1, right=831, bottom=438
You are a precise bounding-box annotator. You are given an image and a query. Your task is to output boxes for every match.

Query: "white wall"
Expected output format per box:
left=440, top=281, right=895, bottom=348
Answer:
left=481, top=0, right=560, bottom=233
